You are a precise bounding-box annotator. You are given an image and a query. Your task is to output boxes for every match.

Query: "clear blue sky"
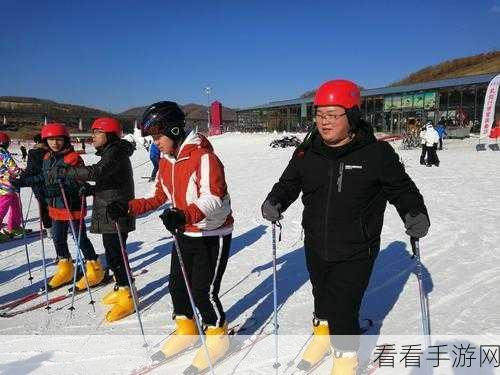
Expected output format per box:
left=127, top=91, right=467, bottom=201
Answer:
left=1, top=0, right=499, bottom=113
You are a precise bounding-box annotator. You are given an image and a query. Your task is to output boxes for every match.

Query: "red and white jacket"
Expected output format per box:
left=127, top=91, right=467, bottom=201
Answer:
left=129, top=131, right=233, bottom=237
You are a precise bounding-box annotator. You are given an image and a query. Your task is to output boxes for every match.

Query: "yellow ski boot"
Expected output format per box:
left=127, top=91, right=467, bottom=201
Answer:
left=105, top=286, right=135, bottom=322
left=297, top=318, right=331, bottom=371
left=102, top=283, right=121, bottom=305
left=75, top=259, right=105, bottom=290
left=48, top=258, right=74, bottom=289
left=188, top=324, right=230, bottom=373
left=150, top=316, right=200, bottom=362
left=331, top=350, right=358, bottom=375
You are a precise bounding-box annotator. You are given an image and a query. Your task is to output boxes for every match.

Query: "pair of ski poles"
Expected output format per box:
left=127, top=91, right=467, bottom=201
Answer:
left=59, top=181, right=149, bottom=347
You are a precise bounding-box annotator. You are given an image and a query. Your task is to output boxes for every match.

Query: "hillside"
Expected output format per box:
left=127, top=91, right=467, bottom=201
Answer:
left=120, top=103, right=236, bottom=122
left=0, top=97, right=236, bottom=139
left=391, top=50, right=500, bottom=86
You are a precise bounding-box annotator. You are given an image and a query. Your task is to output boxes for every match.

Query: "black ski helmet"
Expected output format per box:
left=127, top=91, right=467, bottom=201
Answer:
left=141, top=101, right=186, bottom=144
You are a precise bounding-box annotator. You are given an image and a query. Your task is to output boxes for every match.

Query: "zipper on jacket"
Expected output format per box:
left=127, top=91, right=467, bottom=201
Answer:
left=171, top=161, right=176, bottom=207
left=337, top=162, right=345, bottom=193
left=323, top=161, right=335, bottom=256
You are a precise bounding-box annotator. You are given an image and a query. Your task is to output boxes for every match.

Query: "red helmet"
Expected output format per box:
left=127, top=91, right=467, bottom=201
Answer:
left=91, top=117, right=122, bottom=137
left=41, top=123, right=69, bottom=139
left=0, top=132, right=10, bottom=145
left=313, top=79, right=361, bottom=109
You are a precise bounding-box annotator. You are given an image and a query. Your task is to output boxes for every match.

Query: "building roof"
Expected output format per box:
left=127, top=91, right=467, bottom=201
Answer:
left=237, top=73, right=499, bottom=112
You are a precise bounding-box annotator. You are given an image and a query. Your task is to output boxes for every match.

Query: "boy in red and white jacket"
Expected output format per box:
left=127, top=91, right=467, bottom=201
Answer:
left=108, top=101, right=233, bottom=372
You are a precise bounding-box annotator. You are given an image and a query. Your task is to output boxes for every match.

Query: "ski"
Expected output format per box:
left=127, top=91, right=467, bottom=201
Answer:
left=0, top=269, right=148, bottom=318
left=0, top=266, right=87, bottom=313
left=183, top=329, right=270, bottom=375
left=0, top=290, right=45, bottom=312
left=0, top=229, right=45, bottom=243
left=131, top=319, right=257, bottom=375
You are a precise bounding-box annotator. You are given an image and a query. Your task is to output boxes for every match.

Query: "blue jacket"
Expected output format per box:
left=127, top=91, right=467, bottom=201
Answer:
left=149, top=143, right=160, bottom=162
left=436, top=125, right=447, bottom=138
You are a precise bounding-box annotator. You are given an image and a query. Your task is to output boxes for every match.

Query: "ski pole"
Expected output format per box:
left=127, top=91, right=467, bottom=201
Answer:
left=37, top=199, right=50, bottom=311
left=58, top=181, right=95, bottom=312
left=24, top=190, right=33, bottom=223
left=272, top=221, right=281, bottom=370
left=17, top=193, right=33, bottom=284
left=172, top=231, right=215, bottom=375
left=68, top=195, right=87, bottom=314
left=115, top=221, right=148, bottom=348
left=411, top=237, right=431, bottom=349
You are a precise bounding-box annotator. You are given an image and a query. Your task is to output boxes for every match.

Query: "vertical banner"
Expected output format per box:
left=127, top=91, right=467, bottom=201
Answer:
left=78, top=118, right=83, bottom=131
left=210, top=101, right=223, bottom=135
left=480, top=74, right=500, bottom=141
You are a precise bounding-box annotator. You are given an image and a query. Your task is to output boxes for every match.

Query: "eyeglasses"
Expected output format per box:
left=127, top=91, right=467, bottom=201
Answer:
left=315, top=111, right=347, bottom=122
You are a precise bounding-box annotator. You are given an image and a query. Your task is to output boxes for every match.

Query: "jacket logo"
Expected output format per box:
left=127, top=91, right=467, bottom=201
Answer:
left=345, top=165, right=363, bottom=170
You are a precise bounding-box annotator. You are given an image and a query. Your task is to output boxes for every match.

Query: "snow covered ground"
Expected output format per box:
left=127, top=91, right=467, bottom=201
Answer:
left=0, top=133, right=499, bottom=374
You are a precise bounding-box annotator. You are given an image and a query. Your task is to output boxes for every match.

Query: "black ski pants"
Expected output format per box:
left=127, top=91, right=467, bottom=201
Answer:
left=305, top=246, right=378, bottom=351
left=169, top=233, right=231, bottom=327
left=426, top=145, right=440, bottom=166
left=102, top=232, right=129, bottom=286
left=420, top=144, right=427, bottom=164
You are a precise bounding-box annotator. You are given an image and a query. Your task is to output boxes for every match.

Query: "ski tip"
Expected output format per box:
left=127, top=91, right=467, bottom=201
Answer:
left=183, top=365, right=200, bottom=375
left=296, top=360, right=312, bottom=371
left=150, top=350, right=166, bottom=363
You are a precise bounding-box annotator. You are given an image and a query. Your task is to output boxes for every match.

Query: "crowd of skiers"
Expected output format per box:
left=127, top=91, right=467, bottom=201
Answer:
left=2, top=79, right=430, bottom=375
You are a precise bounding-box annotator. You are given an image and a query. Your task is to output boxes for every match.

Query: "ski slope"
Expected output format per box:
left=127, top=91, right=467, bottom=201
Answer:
left=0, top=133, right=499, bottom=374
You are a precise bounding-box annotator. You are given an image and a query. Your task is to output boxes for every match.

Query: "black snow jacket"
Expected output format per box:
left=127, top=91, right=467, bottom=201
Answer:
left=18, top=144, right=47, bottom=198
left=267, top=123, right=428, bottom=261
left=66, top=139, right=136, bottom=234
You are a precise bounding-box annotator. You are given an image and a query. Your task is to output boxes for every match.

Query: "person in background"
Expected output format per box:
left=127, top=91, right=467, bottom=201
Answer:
left=18, top=134, right=52, bottom=236
left=0, top=132, right=24, bottom=241
left=20, top=144, right=27, bottom=162
left=148, top=142, right=160, bottom=182
left=419, top=125, right=427, bottom=165
left=423, top=122, right=440, bottom=167
left=436, top=117, right=447, bottom=150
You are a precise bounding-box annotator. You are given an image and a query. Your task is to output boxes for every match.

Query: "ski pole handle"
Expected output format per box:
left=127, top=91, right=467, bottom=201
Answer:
left=410, top=237, right=418, bottom=258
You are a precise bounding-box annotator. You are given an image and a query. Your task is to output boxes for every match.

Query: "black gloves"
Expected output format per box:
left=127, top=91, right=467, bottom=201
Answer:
left=107, top=201, right=129, bottom=221
left=404, top=211, right=430, bottom=239
left=159, top=208, right=186, bottom=233
left=79, top=183, right=94, bottom=197
left=261, top=198, right=283, bottom=222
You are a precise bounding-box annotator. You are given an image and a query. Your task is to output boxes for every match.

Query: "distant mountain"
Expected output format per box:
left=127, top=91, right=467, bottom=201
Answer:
left=0, top=96, right=236, bottom=137
left=0, top=96, right=120, bottom=135
left=120, top=103, right=236, bottom=122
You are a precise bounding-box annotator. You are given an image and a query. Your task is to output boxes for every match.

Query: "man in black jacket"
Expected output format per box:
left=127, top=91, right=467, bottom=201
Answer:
left=261, top=79, right=430, bottom=375
left=18, top=134, right=52, bottom=232
left=49, top=117, right=137, bottom=322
